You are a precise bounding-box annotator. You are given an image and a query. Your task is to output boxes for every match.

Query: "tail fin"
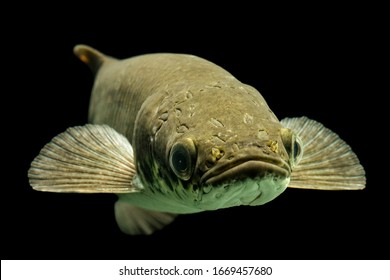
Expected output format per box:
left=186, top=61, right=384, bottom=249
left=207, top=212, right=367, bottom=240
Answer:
left=281, top=117, right=366, bottom=190
left=73, top=44, right=113, bottom=74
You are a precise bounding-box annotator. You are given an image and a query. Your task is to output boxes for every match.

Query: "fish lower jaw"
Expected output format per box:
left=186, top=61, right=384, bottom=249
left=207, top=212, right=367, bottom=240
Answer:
left=123, top=174, right=289, bottom=214
left=198, top=175, right=290, bottom=210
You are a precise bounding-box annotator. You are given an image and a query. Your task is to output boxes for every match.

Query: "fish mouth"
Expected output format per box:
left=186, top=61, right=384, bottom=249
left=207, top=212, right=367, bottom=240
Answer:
left=200, top=156, right=291, bottom=185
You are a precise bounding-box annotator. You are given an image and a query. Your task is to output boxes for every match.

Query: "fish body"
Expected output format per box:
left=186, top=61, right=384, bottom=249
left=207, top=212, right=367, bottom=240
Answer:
left=92, top=51, right=290, bottom=213
left=28, top=45, right=366, bottom=235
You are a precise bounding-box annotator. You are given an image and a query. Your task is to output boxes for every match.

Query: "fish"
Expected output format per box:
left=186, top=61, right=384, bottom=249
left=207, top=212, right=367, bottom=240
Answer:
left=28, top=45, right=366, bottom=235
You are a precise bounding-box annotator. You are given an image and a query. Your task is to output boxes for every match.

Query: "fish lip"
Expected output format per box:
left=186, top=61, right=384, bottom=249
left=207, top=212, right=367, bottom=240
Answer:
left=200, top=157, right=290, bottom=185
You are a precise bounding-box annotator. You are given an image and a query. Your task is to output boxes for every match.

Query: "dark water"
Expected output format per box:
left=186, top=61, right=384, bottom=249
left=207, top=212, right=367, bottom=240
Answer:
left=4, top=20, right=385, bottom=260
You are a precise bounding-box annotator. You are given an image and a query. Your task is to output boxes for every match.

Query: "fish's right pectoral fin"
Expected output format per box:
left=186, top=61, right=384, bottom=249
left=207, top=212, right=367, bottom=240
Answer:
left=115, top=201, right=177, bottom=235
left=281, top=117, right=366, bottom=190
left=28, top=124, right=140, bottom=194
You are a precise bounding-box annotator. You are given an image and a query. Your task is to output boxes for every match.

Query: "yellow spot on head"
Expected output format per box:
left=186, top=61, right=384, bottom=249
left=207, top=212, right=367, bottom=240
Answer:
left=267, top=140, right=279, bottom=153
left=211, top=147, right=224, bottom=160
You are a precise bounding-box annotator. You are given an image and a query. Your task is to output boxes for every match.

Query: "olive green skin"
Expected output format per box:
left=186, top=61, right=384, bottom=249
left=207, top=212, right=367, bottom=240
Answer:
left=89, top=53, right=292, bottom=213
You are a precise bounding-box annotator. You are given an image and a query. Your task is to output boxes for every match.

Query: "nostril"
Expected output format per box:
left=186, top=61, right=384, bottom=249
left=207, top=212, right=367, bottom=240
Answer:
left=266, top=140, right=279, bottom=153
left=205, top=147, right=225, bottom=168
left=211, top=147, right=224, bottom=160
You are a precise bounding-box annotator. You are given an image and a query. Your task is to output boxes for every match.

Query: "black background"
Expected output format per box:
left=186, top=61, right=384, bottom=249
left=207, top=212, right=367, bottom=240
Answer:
left=3, top=11, right=386, bottom=260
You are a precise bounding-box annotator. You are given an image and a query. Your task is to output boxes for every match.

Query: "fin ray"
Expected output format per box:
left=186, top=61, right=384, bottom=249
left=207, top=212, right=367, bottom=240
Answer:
left=115, top=201, right=177, bottom=235
left=281, top=117, right=366, bottom=190
left=28, top=124, right=139, bottom=193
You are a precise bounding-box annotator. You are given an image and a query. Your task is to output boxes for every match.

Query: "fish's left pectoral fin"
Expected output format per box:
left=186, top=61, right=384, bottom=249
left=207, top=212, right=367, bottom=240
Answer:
left=28, top=124, right=140, bottom=193
left=281, top=117, right=366, bottom=190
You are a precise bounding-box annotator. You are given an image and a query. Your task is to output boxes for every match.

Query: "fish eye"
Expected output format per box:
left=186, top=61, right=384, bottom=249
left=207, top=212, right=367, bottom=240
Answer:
left=280, top=128, right=303, bottom=168
left=169, top=138, right=196, bottom=181
left=292, top=135, right=303, bottom=166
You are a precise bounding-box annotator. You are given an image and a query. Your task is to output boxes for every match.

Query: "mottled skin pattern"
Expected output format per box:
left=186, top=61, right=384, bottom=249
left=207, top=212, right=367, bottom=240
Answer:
left=90, top=53, right=292, bottom=212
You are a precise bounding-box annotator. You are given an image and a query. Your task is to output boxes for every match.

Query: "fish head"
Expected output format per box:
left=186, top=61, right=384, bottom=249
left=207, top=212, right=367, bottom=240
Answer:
left=134, top=84, right=303, bottom=211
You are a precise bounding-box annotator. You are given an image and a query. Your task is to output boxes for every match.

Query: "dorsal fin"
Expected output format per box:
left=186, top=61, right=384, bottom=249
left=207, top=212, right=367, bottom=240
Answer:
left=73, top=44, right=114, bottom=74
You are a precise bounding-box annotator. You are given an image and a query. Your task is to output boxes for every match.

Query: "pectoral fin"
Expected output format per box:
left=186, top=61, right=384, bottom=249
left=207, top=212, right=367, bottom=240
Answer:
left=281, top=117, right=366, bottom=190
left=28, top=124, right=140, bottom=193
